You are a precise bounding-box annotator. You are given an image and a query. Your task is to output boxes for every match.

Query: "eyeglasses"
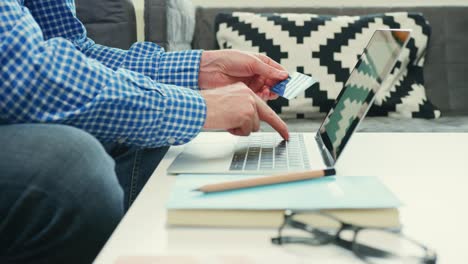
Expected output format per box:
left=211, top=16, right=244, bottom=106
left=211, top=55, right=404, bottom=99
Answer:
left=271, top=210, right=437, bottom=264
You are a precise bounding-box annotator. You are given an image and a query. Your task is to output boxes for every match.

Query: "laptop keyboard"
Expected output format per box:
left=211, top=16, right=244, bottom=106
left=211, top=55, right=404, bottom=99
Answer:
left=229, top=134, right=311, bottom=171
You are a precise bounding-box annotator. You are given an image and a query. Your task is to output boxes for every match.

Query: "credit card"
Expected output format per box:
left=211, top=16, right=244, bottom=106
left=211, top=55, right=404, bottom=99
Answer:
left=271, top=72, right=317, bottom=99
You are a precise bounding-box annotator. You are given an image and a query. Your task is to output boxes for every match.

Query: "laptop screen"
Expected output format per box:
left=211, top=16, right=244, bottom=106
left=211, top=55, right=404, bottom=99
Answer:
left=318, top=29, right=411, bottom=162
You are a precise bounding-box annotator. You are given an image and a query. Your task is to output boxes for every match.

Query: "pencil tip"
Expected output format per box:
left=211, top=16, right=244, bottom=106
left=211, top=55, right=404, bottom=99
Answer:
left=192, top=188, right=201, bottom=192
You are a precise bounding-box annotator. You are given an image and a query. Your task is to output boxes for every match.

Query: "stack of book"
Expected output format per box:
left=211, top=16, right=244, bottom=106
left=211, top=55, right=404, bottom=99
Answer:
left=166, top=175, right=401, bottom=228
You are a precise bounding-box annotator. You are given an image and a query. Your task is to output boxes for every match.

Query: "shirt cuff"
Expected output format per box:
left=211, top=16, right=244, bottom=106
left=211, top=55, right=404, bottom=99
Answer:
left=156, top=50, right=203, bottom=90
left=157, top=85, right=206, bottom=146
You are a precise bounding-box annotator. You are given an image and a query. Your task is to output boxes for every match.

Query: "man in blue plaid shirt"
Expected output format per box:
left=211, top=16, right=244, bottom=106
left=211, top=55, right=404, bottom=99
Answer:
left=0, top=0, right=290, bottom=263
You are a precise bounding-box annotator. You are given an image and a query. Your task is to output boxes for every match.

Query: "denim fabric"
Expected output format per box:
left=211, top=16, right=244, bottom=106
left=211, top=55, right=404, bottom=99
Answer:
left=104, top=143, right=169, bottom=210
left=0, top=124, right=168, bottom=263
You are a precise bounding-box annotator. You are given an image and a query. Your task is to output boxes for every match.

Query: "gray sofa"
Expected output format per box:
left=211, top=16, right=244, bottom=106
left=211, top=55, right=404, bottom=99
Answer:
left=76, top=0, right=137, bottom=49
left=78, top=0, right=468, bottom=132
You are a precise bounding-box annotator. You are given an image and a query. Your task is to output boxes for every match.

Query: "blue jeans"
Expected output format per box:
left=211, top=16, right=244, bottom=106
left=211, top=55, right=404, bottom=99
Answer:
left=0, top=124, right=168, bottom=263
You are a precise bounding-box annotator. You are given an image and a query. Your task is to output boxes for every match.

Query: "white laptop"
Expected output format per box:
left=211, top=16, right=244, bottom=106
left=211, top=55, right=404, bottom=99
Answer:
left=167, top=29, right=411, bottom=174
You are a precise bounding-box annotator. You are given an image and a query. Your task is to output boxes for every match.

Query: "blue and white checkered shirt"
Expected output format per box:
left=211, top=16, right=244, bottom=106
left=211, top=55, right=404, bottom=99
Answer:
left=0, top=0, right=207, bottom=147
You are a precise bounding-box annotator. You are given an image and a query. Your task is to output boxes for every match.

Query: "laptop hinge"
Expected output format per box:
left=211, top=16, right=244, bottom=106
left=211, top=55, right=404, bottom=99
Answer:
left=315, top=133, right=335, bottom=168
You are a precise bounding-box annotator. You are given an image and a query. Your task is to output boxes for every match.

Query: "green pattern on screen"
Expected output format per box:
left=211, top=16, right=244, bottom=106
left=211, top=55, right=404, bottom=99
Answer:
left=324, top=57, right=377, bottom=147
left=319, top=30, right=409, bottom=160
left=358, top=57, right=379, bottom=79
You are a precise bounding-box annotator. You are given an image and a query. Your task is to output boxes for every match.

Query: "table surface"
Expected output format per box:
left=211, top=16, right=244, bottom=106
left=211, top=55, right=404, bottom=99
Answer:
left=95, top=132, right=468, bottom=264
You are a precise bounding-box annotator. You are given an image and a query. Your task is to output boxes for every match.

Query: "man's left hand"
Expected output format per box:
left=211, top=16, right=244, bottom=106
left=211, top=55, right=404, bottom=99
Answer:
left=199, top=50, right=288, bottom=100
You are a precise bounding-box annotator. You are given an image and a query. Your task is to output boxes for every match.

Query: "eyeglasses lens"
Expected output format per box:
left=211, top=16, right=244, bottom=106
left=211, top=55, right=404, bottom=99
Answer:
left=353, top=229, right=430, bottom=263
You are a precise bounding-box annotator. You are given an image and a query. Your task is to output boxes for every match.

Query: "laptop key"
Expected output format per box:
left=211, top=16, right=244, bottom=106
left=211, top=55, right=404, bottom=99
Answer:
left=260, top=161, right=273, bottom=166
left=229, top=162, right=243, bottom=170
left=275, top=163, right=287, bottom=168
left=232, top=153, right=245, bottom=161
left=245, top=163, right=259, bottom=170
left=229, top=133, right=311, bottom=171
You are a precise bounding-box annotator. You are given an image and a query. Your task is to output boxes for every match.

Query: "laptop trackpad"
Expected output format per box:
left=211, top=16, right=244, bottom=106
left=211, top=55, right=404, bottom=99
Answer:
left=167, top=142, right=235, bottom=174
left=182, top=142, right=235, bottom=160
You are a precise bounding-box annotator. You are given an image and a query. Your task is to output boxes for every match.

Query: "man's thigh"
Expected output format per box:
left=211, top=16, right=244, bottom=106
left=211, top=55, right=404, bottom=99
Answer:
left=0, top=123, right=123, bottom=264
left=0, top=123, right=119, bottom=191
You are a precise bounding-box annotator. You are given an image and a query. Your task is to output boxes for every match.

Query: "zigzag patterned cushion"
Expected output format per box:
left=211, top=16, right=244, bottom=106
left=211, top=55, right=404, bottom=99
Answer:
left=215, top=12, right=441, bottom=119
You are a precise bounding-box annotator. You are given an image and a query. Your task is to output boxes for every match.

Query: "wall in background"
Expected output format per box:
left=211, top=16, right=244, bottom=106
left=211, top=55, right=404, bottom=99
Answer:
left=192, top=0, right=468, bottom=7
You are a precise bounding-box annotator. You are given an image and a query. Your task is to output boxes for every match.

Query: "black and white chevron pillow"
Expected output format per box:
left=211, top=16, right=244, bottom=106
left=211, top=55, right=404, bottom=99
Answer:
left=215, top=12, right=441, bottom=119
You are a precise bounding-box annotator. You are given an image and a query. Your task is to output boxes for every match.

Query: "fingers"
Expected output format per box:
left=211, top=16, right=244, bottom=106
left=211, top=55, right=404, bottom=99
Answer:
left=228, top=128, right=243, bottom=137
left=239, top=118, right=253, bottom=136
left=254, top=95, right=289, bottom=140
left=253, top=53, right=287, bottom=72
left=265, top=78, right=283, bottom=88
left=249, top=75, right=266, bottom=93
left=251, top=58, right=288, bottom=81
left=238, top=99, right=260, bottom=136
left=255, top=87, right=269, bottom=101
left=259, top=86, right=279, bottom=100
left=229, top=87, right=261, bottom=137
left=252, top=102, right=260, bottom=132
left=220, top=82, right=281, bottom=138
left=255, top=87, right=279, bottom=101
left=267, top=90, right=279, bottom=100
left=250, top=53, right=288, bottom=97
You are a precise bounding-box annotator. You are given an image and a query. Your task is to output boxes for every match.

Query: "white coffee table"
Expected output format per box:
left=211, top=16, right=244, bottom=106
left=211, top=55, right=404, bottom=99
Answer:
left=95, top=132, right=468, bottom=263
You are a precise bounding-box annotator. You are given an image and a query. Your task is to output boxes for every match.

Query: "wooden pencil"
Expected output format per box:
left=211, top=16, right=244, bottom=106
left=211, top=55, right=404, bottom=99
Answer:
left=194, top=168, right=336, bottom=193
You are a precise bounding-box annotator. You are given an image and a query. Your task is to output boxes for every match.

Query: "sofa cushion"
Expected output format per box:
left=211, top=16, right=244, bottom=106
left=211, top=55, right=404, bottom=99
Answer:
left=260, top=115, right=468, bottom=133
left=215, top=12, right=441, bottom=119
left=75, top=0, right=137, bottom=49
left=192, top=6, right=468, bottom=116
left=144, top=0, right=196, bottom=51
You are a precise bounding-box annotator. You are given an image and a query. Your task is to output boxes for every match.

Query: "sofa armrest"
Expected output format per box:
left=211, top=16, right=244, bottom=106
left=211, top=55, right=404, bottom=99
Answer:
left=145, top=0, right=195, bottom=51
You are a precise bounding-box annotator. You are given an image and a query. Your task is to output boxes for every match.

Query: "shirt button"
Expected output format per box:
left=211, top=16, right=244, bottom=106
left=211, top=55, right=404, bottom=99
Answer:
left=117, top=138, right=126, bottom=144
left=168, top=137, right=176, bottom=144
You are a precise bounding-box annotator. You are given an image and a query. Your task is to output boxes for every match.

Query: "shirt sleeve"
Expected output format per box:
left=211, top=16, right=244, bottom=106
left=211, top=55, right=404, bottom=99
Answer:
left=0, top=1, right=206, bottom=148
left=23, top=0, right=201, bottom=90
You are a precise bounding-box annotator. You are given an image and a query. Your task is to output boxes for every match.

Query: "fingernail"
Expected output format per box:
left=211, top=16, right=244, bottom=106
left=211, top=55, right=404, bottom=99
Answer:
left=279, top=71, right=289, bottom=78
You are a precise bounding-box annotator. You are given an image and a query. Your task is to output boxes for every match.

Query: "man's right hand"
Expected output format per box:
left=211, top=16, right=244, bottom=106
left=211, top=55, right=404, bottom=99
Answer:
left=201, top=82, right=289, bottom=140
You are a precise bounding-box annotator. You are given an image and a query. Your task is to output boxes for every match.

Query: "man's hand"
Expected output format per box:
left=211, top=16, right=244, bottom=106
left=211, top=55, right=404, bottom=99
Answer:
left=199, top=50, right=288, bottom=100
left=201, top=82, right=289, bottom=140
